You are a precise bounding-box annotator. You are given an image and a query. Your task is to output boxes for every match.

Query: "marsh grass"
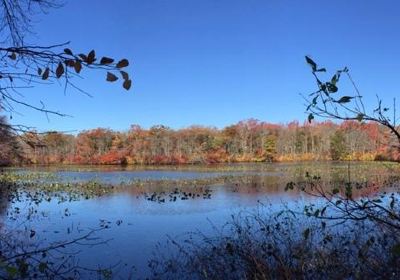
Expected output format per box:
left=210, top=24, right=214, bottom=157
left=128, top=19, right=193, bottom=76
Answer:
left=149, top=206, right=400, bottom=279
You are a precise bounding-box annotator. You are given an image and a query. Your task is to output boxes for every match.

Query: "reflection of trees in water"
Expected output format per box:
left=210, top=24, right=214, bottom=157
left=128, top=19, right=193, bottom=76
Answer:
left=118, top=169, right=400, bottom=203
left=148, top=167, right=400, bottom=279
left=0, top=182, right=11, bottom=219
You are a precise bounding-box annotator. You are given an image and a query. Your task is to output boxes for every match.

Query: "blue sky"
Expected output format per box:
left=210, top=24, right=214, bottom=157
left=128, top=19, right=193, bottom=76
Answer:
left=9, top=0, right=400, bottom=132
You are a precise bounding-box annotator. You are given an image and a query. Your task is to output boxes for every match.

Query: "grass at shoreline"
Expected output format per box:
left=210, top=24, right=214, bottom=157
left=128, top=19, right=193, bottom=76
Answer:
left=149, top=204, right=400, bottom=280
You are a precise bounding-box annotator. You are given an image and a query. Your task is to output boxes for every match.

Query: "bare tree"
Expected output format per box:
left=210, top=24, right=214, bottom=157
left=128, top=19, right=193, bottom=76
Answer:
left=0, top=116, right=22, bottom=165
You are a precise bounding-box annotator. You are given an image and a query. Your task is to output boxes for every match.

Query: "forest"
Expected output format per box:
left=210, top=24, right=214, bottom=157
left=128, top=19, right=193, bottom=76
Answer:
left=1, top=118, right=398, bottom=166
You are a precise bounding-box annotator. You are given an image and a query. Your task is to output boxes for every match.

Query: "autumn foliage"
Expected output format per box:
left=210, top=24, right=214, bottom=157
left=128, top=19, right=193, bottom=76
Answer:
left=9, top=119, right=397, bottom=165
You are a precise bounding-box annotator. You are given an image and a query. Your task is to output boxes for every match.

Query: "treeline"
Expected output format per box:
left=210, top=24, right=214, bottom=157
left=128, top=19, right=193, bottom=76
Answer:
left=2, top=119, right=396, bottom=166
left=0, top=117, right=23, bottom=166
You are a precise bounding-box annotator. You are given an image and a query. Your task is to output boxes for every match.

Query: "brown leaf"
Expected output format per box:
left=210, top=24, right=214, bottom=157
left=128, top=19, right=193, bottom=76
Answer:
left=74, top=60, right=82, bottom=74
left=87, top=50, right=96, bottom=64
left=100, top=57, right=114, bottom=65
left=123, top=79, right=132, bottom=90
left=120, top=71, right=129, bottom=80
left=56, top=62, right=64, bottom=78
left=64, top=48, right=73, bottom=55
left=42, top=68, right=50, bottom=80
left=65, top=60, right=75, bottom=67
left=37, top=68, right=42, bottom=76
left=116, top=59, right=129, bottom=68
left=106, top=72, right=118, bottom=82
left=78, top=54, right=87, bottom=62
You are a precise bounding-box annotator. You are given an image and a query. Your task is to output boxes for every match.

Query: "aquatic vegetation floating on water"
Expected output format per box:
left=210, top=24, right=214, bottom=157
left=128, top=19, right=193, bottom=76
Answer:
left=0, top=172, right=114, bottom=206
left=143, top=187, right=213, bottom=203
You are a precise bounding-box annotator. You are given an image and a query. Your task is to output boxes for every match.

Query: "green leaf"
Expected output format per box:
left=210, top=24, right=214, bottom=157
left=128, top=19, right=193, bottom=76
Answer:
left=303, top=228, right=310, bottom=240
left=326, top=82, right=338, bottom=93
left=308, top=113, right=314, bottom=123
left=64, top=48, right=73, bottom=55
left=106, top=72, right=118, bottom=82
left=332, top=188, right=339, bottom=195
left=39, top=262, right=48, bottom=273
left=331, top=74, right=338, bottom=85
left=116, top=59, right=129, bottom=68
left=8, top=52, right=16, bottom=60
left=6, top=266, right=18, bottom=278
left=17, top=259, right=28, bottom=277
left=225, top=242, right=234, bottom=254
left=312, top=96, right=318, bottom=104
left=337, top=96, right=354, bottom=103
left=285, top=182, right=295, bottom=191
left=42, top=68, right=50, bottom=80
left=305, top=56, right=317, bottom=71
left=320, top=84, right=327, bottom=93
left=391, top=243, right=400, bottom=258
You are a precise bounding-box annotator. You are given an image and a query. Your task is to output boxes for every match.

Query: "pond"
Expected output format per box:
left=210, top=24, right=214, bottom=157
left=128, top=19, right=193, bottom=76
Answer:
left=1, top=161, right=399, bottom=278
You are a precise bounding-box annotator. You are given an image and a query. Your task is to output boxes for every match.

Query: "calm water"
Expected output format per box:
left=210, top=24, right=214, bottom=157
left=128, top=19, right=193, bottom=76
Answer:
left=1, top=162, right=399, bottom=278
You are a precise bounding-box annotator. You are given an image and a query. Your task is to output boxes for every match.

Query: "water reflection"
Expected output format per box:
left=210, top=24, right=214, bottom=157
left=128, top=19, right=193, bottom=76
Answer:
left=0, top=183, right=11, bottom=219
left=1, top=162, right=400, bottom=278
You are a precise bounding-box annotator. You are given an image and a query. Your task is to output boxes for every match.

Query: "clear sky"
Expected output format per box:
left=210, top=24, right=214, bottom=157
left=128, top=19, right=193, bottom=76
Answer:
left=9, top=0, right=400, bottom=132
